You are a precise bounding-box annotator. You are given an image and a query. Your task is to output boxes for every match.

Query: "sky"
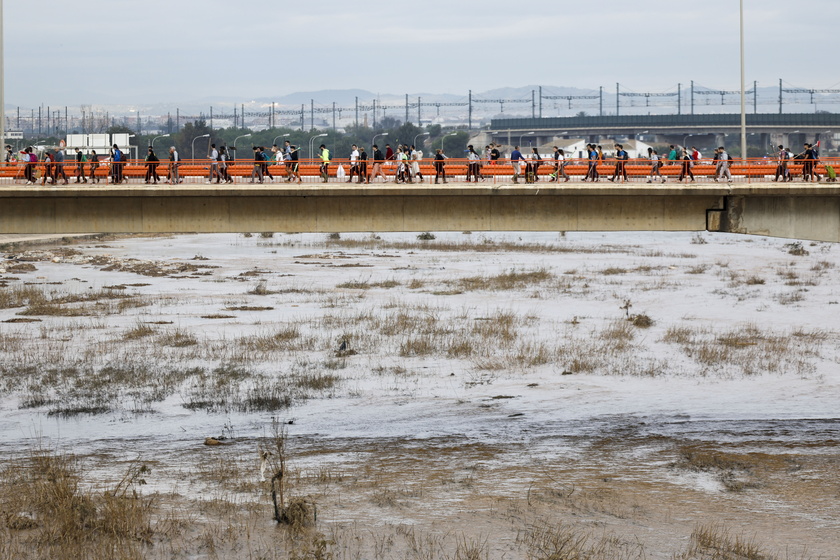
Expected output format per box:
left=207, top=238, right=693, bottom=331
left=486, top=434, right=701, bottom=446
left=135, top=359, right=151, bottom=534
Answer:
left=4, top=0, right=839, bottom=110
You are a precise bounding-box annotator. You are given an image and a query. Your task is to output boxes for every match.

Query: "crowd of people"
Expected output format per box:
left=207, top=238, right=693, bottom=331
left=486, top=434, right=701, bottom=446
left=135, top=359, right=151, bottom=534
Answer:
left=3, top=139, right=828, bottom=185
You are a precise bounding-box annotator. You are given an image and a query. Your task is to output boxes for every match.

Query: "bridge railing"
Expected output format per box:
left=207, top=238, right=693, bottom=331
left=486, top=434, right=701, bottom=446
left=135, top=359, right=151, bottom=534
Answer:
left=0, top=157, right=835, bottom=184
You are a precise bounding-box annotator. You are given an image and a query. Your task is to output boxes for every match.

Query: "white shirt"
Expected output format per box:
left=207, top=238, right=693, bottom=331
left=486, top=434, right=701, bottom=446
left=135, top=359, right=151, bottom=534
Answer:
left=210, top=148, right=218, bottom=161
left=350, top=149, right=359, bottom=163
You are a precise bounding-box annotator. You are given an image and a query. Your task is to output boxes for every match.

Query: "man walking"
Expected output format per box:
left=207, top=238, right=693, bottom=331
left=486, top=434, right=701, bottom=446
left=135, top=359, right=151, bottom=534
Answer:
left=347, top=144, right=359, bottom=183
left=319, top=144, right=330, bottom=182
left=434, top=148, right=448, bottom=184
left=510, top=145, right=525, bottom=184
left=370, top=144, right=386, bottom=183
left=250, top=146, right=264, bottom=183
left=54, top=146, right=69, bottom=185
left=207, top=143, right=220, bottom=184
left=74, top=147, right=87, bottom=183
left=168, top=146, right=180, bottom=184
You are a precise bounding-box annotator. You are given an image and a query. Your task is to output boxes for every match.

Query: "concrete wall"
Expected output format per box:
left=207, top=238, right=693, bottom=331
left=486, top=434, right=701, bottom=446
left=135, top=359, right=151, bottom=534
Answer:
left=0, top=185, right=723, bottom=235
left=2, top=184, right=839, bottom=242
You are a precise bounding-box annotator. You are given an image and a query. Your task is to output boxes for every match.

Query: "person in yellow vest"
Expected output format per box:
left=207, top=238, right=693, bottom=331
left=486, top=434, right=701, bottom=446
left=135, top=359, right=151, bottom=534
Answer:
left=319, top=144, right=330, bottom=182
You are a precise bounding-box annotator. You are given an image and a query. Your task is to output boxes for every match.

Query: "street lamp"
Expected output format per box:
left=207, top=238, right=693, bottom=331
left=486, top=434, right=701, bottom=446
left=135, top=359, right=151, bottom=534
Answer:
left=440, top=131, right=457, bottom=150
left=151, top=134, right=170, bottom=151
left=191, top=133, right=210, bottom=161
left=233, top=133, right=252, bottom=159
left=413, top=131, right=430, bottom=148
left=518, top=131, right=534, bottom=147
left=273, top=133, right=290, bottom=146
left=308, top=133, right=328, bottom=160
left=371, top=132, right=388, bottom=153
left=739, top=0, right=746, bottom=162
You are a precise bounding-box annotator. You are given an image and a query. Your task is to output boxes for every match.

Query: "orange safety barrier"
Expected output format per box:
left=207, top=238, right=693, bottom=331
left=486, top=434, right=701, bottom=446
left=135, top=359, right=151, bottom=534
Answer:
left=0, top=158, right=836, bottom=183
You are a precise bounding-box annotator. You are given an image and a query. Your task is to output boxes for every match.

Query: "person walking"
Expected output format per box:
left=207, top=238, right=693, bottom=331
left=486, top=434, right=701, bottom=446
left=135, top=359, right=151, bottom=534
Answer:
left=111, top=144, right=125, bottom=184
left=218, top=146, right=232, bottom=183
left=434, top=148, right=448, bottom=184
left=206, top=143, right=220, bottom=184
left=318, top=144, right=330, bottom=182
left=466, top=145, right=481, bottom=182
left=583, top=144, right=599, bottom=182
left=774, top=145, right=789, bottom=182
left=41, top=150, right=54, bottom=185
left=370, top=144, right=387, bottom=183
left=678, top=150, right=695, bottom=182
left=347, top=144, right=359, bottom=183
left=145, top=147, right=160, bottom=184
left=510, top=145, right=525, bottom=184
left=410, top=144, right=423, bottom=182
left=54, top=146, right=69, bottom=185
left=289, top=145, right=302, bottom=183
left=249, top=146, right=264, bottom=183
left=527, top=147, right=542, bottom=183
left=715, top=147, right=731, bottom=183
left=168, top=146, right=180, bottom=184
left=283, top=140, right=293, bottom=181
left=74, top=147, right=87, bottom=183
left=358, top=146, right=369, bottom=183
left=646, top=147, right=665, bottom=183
left=22, top=147, right=36, bottom=184
left=609, top=144, right=628, bottom=183
left=88, top=150, right=100, bottom=183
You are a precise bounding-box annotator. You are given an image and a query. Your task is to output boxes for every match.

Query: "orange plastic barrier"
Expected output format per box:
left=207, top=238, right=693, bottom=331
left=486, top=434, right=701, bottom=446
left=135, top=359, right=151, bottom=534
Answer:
left=0, top=158, right=835, bottom=183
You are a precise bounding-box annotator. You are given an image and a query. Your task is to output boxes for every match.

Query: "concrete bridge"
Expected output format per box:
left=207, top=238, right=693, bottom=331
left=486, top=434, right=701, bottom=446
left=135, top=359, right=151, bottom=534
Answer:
left=0, top=183, right=839, bottom=242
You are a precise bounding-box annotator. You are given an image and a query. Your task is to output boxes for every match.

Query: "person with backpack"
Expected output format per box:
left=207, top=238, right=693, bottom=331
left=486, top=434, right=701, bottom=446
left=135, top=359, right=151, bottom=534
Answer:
left=74, top=147, right=87, bottom=183
left=678, top=150, right=695, bottom=183
left=410, top=144, right=423, bottom=182
left=260, top=147, right=274, bottom=182
left=646, top=147, right=665, bottom=183
left=54, top=147, right=69, bottom=185
left=289, top=145, right=302, bottom=183
left=550, top=147, right=570, bottom=182
left=145, top=147, right=161, bottom=184
left=21, top=147, right=35, bottom=184
left=110, top=144, right=124, bottom=184
left=89, top=150, right=100, bottom=183
left=218, top=146, right=232, bottom=183
left=583, top=144, right=600, bottom=182
left=434, top=148, right=448, bottom=184
left=715, top=147, right=732, bottom=183
left=609, top=143, right=629, bottom=183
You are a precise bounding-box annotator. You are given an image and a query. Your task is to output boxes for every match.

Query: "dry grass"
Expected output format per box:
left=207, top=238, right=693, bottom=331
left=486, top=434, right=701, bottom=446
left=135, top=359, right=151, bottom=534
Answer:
left=675, top=523, right=775, bottom=560
left=0, top=448, right=153, bottom=559
left=456, top=268, right=553, bottom=291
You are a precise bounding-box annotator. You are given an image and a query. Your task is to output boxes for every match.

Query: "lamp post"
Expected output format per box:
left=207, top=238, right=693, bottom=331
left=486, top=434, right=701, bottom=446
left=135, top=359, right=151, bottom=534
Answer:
left=739, top=0, right=747, bottom=161
left=233, top=133, right=252, bottom=159
left=273, top=133, right=290, bottom=146
left=308, top=133, right=327, bottom=160
left=151, top=134, right=170, bottom=151
left=371, top=132, right=388, bottom=153
left=191, top=133, right=210, bottom=162
left=518, top=131, right=534, bottom=147
left=413, top=131, right=430, bottom=149
left=440, top=131, right=456, bottom=150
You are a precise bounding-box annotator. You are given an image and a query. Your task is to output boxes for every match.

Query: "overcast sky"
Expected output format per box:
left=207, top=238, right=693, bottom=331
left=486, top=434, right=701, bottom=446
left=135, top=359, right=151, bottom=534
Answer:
left=5, top=0, right=838, bottom=109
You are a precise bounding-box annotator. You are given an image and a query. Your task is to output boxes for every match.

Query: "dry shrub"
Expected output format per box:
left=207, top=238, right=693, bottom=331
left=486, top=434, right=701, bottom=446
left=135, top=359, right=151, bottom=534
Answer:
left=123, top=322, right=155, bottom=340
left=0, top=449, right=153, bottom=558
left=676, top=523, right=771, bottom=560
left=629, top=314, right=653, bottom=328
left=518, top=523, right=645, bottom=560
left=457, top=268, right=552, bottom=291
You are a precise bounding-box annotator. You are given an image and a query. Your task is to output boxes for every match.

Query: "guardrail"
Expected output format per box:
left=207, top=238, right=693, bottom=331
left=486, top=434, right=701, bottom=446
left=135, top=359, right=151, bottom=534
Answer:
left=0, top=157, right=835, bottom=184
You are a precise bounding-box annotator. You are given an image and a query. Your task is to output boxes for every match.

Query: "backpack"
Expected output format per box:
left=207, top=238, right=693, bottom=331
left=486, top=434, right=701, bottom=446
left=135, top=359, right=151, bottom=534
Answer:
left=261, top=151, right=268, bottom=161
left=728, top=154, right=734, bottom=162
left=29, top=153, right=37, bottom=163
left=81, top=154, right=88, bottom=162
